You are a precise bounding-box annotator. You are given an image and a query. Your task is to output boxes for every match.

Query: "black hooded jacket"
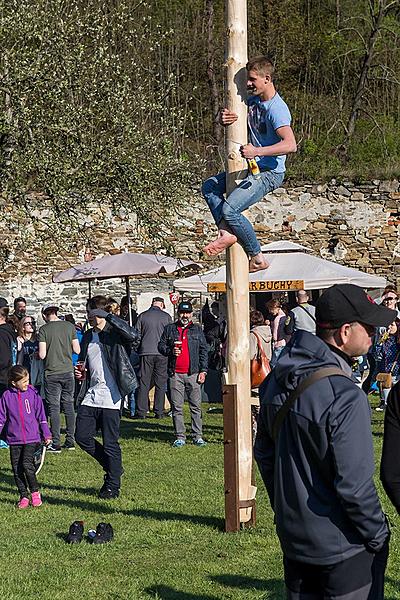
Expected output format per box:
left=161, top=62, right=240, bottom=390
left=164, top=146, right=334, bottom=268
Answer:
left=254, top=330, right=388, bottom=565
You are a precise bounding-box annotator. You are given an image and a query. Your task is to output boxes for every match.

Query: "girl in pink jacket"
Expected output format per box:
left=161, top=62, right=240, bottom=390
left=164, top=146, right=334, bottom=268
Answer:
left=0, top=366, right=51, bottom=508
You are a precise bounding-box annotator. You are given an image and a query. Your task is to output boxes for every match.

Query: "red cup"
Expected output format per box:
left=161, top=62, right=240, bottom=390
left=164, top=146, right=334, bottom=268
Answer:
left=76, top=361, right=86, bottom=381
left=174, top=341, right=182, bottom=355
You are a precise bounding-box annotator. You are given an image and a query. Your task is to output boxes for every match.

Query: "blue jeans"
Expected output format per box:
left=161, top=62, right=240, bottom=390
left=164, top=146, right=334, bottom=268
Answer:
left=271, top=346, right=285, bottom=368
left=202, top=170, right=285, bottom=256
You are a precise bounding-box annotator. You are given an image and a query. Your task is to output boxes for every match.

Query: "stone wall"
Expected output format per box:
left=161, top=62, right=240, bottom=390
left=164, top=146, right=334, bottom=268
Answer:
left=1, top=178, right=399, bottom=317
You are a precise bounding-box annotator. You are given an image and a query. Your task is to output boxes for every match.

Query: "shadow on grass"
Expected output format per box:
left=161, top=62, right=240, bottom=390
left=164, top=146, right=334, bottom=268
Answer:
left=119, top=420, right=223, bottom=444
left=145, top=586, right=219, bottom=600
left=211, top=574, right=284, bottom=596
left=119, top=420, right=173, bottom=443
left=125, top=506, right=224, bottom=530
left=0, top=468, right=223, bottom=528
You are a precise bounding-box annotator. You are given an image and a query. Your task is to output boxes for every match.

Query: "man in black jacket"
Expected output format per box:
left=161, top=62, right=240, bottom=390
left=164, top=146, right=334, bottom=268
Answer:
left=135, top=297, right=172, bottom=419
left=255, top=284, right=396, bottom=600
left=75, top=295, right=139, bottom=499
left=158, top=301, right=208, bottom=447
left=0, top=301, right=17, bottom=396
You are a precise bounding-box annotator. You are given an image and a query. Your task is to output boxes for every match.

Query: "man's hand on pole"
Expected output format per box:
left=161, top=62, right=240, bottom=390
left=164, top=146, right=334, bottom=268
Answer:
left=220, top=108, right=238, bottom=125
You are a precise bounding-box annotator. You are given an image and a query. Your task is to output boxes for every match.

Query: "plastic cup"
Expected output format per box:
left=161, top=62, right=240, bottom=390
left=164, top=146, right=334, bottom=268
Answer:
left=174, top=341, right=182, bottom=354
left=76, top=361, right=86, bottom=381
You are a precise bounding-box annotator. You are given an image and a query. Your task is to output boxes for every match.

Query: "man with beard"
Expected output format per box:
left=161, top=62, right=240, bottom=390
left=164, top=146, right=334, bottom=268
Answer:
left=158, top=301, right=208, bottom=447
left=12, top=297, right=27, bottom=322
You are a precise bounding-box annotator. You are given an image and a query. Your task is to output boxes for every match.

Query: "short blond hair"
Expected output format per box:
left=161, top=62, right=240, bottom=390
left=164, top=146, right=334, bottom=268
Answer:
left=246, top=56, right=275, bottom=79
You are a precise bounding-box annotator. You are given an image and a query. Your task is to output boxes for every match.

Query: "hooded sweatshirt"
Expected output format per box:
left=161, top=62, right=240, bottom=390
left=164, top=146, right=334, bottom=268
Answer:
left=0, top=385, right=50, bottom=445
left=254, top=330, right=388, bottom=565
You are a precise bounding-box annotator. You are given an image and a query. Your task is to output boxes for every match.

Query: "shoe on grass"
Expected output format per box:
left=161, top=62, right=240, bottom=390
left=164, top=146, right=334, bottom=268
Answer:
left=62, top=442, right=75, bottom=450
left=47, top=443, right=62, bottom=453
left=31, top=491, right=42, bottom=507
left=91, top=522, right=114, bottom=544
left=98, top=486, right=120, bottom=500
left=375, top=404, right=386, bottom=412
left=172, top=439, right=185, bottom=448
left=193, top=438, right=207, bottom=447
left=17, top=497, right=29, bottom=509
left=66, top=520, right=84, bottom=544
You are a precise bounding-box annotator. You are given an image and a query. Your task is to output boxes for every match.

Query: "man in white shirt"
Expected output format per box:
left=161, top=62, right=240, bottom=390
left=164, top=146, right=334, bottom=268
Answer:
left=74, top=295, right=139, bottom=499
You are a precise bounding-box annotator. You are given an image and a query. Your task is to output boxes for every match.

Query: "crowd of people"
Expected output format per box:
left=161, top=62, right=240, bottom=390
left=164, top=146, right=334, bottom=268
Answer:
left=0, top=293, right=211, bottom=506
left=2, top=284, right=400, bottom=598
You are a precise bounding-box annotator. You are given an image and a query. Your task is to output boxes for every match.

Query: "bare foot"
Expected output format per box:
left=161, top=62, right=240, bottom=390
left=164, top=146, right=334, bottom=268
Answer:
left=249, top=253, right=269, bottom=273
left=203, top=230, right=238, bottom=256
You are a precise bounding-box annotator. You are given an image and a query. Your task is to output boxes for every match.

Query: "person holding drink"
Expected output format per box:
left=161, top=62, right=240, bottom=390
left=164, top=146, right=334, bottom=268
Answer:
left=74, top=295, right=140, bottom=499
left=158, top=301, right=208, bottom=447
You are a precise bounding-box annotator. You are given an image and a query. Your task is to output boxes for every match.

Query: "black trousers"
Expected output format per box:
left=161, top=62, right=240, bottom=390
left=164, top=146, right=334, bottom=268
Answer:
left=136, top=355, right=168, bottom=417
left=284, top=543, right=388, bottom=600
left=10, top=444, right=39, bottom=498
left=75, top=404, right=122, bottom=492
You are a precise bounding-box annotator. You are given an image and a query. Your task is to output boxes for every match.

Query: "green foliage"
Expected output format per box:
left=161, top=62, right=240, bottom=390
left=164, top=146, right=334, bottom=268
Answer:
left=0, top=0, right=203, bottom=253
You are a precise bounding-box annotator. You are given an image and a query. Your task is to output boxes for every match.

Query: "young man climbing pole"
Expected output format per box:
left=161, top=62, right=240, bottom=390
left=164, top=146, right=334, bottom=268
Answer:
left=202, top=56, right=297, bottom=272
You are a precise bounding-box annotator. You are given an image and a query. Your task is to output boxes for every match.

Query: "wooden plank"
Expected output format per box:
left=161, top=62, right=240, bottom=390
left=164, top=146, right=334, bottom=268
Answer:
left=223, top=384, right=240, bottom=532
left=208, top=279, right=305, bottom=293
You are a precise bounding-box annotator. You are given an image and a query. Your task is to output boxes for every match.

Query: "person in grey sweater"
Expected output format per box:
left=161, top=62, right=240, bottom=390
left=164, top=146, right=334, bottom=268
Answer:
left=135, top=298, right=172, bottom=419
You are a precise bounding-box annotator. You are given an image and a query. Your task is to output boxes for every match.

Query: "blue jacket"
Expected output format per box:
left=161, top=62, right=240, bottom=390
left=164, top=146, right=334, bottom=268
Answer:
left=254, top=330, right=388, bottom=565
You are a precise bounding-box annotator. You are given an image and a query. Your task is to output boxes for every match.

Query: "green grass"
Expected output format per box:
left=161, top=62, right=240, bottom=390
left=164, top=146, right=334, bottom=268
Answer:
left=1, top=400, right=400, bottom=599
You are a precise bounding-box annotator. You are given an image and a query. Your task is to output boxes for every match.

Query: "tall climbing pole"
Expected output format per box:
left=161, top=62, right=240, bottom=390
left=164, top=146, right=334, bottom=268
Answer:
left=223, top=0, right=256, bottom=531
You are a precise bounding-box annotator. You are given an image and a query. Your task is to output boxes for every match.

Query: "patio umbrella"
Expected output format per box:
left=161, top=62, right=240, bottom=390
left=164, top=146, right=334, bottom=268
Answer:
left=53, top=252, right=201, bottom=324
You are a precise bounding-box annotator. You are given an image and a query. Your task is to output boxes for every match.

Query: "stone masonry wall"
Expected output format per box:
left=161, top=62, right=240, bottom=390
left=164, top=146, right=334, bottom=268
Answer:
left=0, top=179, right=399, bottom=318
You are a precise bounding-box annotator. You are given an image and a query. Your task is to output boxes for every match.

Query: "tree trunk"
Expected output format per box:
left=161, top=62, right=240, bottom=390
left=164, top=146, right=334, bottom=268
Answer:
left=339, top=0, right=387, bottom=158
left=224, top=0, right=254, bottom=527
left=205, top=0, right=223, bottom=146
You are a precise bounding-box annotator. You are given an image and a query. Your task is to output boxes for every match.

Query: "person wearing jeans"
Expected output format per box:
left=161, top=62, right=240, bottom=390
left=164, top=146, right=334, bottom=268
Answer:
left=158, top=301, right=208, bottom=447
left=38, top=304, right=80, bottom=452
left=201, top=55, right=296, bottom=273
left=75, top=295, right=139, bottom=499
left=44, top=372, right=75, bottom=449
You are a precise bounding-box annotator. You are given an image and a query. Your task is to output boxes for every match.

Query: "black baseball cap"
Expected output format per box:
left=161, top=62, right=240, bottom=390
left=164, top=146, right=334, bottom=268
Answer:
left=177, top=301, right=193, bottom=313
left=316, top=284, right=397, bottom=329
left=0, top=297, right=8, bottom=309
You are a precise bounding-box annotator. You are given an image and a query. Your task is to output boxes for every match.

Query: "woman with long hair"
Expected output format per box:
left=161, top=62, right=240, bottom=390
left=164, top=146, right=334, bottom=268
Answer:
left=16, top=316, right=43, bottom=394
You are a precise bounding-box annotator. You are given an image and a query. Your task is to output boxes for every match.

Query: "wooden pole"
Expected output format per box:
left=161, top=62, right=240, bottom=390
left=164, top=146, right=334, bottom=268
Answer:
left=224, top=0, right=256, bottom=528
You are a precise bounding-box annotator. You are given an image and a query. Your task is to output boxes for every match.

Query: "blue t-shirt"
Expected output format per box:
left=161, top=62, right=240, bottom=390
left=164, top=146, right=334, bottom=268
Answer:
left=247, top=92, right=291, bottom=173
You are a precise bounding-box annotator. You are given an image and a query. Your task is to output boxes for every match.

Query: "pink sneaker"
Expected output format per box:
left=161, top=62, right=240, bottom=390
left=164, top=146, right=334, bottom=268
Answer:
left=31, top=491, right=42, bottom=507
left=17, top=497, right=30, bottom=509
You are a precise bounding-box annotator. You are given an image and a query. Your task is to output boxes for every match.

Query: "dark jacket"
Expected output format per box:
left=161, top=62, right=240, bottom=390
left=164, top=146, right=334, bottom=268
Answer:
left=136, top=306, right=172, bottom=356
left=0, top=323, right=17, bottom=387
left=254, top=330, right=388, bottom=565
left=381, top=382, right=400, bottom=512
left=77, top=314, right=140, bottom=403
left=158, top=321, right=208, bottom=377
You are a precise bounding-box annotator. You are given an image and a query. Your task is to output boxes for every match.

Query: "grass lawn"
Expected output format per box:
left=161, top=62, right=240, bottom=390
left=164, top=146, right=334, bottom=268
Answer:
left=1, top=396, right=400, bottom=600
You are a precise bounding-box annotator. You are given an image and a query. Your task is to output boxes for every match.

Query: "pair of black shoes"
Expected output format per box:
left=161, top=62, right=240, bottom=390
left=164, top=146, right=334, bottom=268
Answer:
left=66, top=521, right=114, bottom=544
